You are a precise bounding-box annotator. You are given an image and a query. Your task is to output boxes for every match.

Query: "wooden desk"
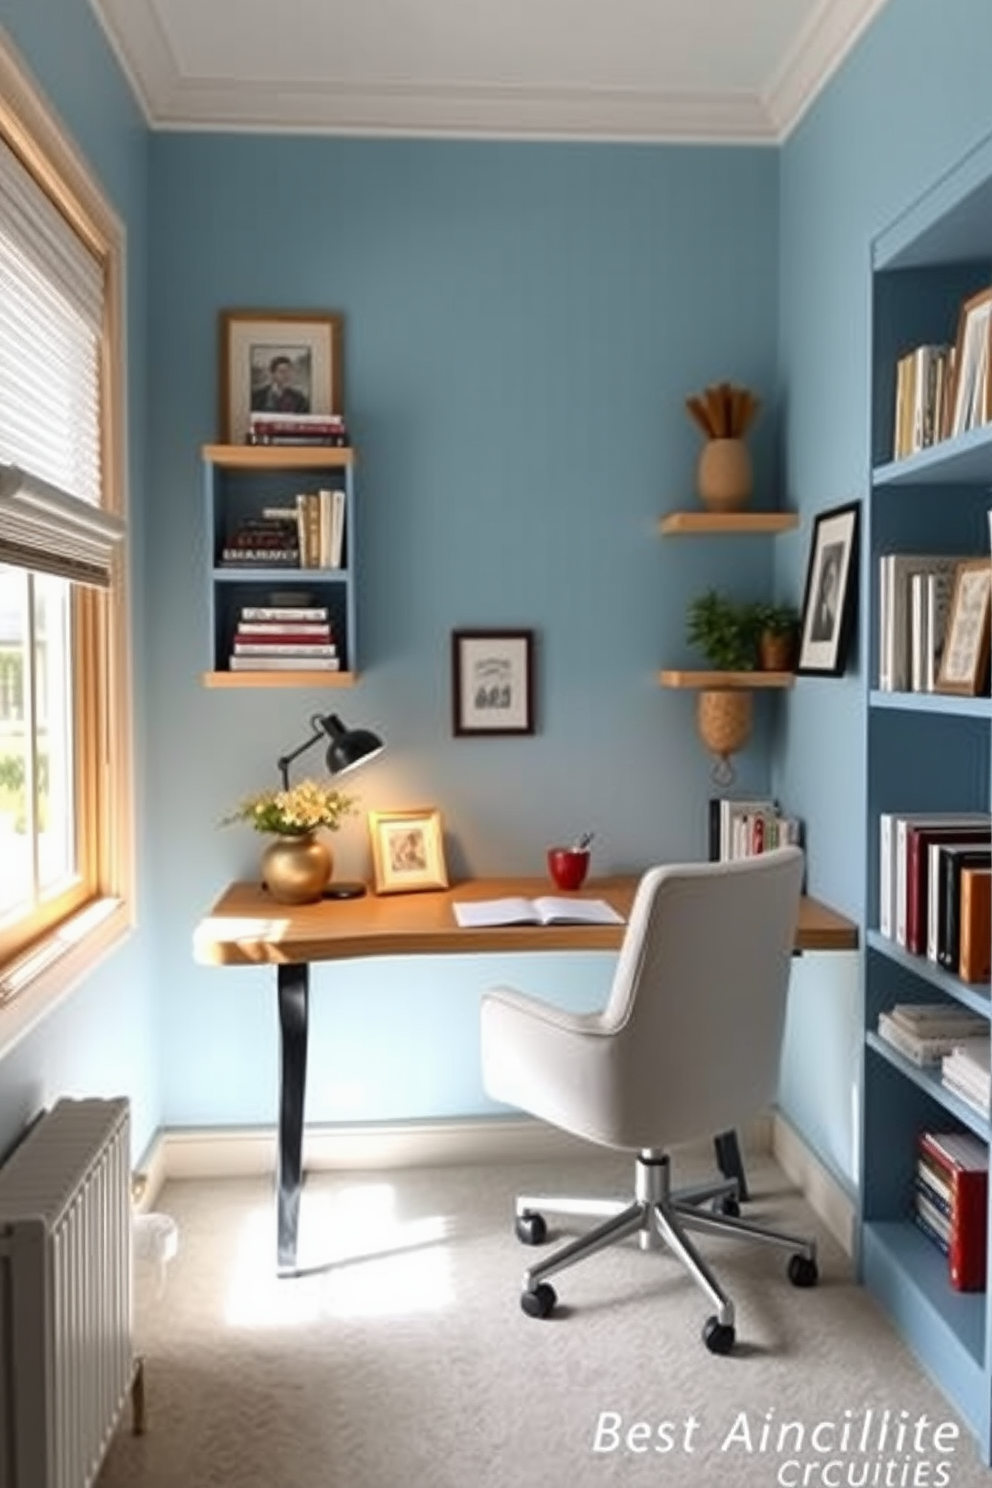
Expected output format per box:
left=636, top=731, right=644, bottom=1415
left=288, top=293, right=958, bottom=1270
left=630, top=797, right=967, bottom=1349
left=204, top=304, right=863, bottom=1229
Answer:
left=194, top=876, right=857, bottom=1271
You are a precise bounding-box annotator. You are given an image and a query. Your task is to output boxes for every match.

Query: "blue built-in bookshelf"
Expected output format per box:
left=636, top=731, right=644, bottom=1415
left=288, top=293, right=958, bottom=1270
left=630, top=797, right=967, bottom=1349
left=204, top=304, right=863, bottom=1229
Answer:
left=864, top=132, right=992, bottom=1461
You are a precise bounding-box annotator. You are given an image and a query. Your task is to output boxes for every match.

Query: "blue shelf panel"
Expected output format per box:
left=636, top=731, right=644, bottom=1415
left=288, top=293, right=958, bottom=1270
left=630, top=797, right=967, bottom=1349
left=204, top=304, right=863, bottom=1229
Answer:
left=869, top=691, right=992, bottom=719
left=865, top=1032, right=992, bottom=1140
left=867, top=932, right=992, bottom=1017
left=861, top=1222, right=989, bottom=1446
left=873, top=424, right=992, bottom=487
left=212, top=566, right=352, bottom=583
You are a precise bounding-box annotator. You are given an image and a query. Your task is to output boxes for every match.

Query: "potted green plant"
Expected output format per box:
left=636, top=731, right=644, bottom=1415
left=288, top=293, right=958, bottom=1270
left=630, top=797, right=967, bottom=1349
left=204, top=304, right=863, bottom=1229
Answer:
left=686, top=589, right=757, bottom=672
left=750, top=602, right=800, bottom=671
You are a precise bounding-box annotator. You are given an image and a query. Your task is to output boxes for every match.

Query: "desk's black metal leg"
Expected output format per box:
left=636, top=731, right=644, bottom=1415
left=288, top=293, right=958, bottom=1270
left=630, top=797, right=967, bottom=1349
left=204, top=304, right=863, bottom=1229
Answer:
left=277, top=962, right=310, bottom=1273
left=713, top=1129, right=749, bottom=1202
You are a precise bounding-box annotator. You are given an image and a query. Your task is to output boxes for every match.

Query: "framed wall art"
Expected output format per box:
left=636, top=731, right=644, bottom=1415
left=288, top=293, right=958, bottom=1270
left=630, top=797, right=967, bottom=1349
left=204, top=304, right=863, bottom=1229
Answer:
left=219, top=309, right=344, bottom=443
left=451, top=629, right=535, bottom=736
left=796, top=502, right=860, bottom=677
left=936, top=558, right=992, bottom=696
left=367, top=807, right=448, bottom=895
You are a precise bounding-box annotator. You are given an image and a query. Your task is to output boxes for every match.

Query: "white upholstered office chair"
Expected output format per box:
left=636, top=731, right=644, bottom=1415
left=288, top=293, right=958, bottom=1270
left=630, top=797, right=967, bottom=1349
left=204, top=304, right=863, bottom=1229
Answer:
left=480, top=846, right=817, bottom=1354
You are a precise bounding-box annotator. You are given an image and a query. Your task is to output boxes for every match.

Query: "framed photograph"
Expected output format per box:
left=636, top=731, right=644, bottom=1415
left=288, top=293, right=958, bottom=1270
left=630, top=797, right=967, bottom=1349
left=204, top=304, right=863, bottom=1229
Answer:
left=796, top=501, right=860, bottom=677
left=451, top=629, right=535, bottom=736
left=936, top=558, right=992, bottom=696
left=219, top=310, right=344, bottom=444
left=949, top=288, right=992, bottom=438
left=367, top=807, right=448, bottom=895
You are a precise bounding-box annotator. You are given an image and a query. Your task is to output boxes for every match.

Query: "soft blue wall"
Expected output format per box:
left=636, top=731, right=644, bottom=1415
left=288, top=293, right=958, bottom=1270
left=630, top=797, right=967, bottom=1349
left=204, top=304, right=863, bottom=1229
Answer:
left=0, top=4, right=158, bottom=1157
left=145, top=135, right=780, bottom=1125
left=775, top=0, right=992, bottom=1186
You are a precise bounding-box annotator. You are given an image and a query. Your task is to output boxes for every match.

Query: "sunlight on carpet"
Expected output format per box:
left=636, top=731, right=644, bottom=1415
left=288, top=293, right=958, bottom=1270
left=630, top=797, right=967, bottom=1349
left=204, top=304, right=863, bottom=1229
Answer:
left=228, top=1181, right=454, bottom=1324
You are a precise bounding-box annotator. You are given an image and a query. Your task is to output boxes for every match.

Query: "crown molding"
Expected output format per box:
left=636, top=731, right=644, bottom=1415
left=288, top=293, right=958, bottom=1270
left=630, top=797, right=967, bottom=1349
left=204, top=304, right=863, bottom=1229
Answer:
left=90, top=0, right=891, bottom=143
left=765, top=0, right=892, bottom=139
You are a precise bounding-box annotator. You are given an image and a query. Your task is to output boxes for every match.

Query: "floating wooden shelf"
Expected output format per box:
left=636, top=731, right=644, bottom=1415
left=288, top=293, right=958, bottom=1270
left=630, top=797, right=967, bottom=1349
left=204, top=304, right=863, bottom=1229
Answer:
left=658, top=670, right=795, bottom=689
left=202, top=670, right=358, bottom=689
left=658, top=511, right=798, bottom=535
left=201, top=443, right=354, bottom=471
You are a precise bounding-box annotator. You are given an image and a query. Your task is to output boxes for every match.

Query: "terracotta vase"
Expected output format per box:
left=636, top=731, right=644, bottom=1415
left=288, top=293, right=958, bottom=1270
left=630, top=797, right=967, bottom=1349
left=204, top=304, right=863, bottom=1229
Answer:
left=261, top=831, right=332, bottom=905
left=696, top=438, right=753, bottom=513
left=758, top=629, right=798, bottom=672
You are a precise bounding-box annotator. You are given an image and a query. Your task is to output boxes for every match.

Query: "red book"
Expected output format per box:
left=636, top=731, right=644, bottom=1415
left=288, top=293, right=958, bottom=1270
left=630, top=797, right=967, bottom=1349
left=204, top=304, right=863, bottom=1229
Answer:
left=904, top=824, right=991, bottom=954
left=918, top=1130, right=988, bottom=1291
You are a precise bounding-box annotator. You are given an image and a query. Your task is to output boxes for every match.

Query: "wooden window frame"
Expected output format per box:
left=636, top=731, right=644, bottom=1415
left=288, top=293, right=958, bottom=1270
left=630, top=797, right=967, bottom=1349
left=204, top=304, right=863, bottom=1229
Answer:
left=0, top=36, right=134, bottom=1049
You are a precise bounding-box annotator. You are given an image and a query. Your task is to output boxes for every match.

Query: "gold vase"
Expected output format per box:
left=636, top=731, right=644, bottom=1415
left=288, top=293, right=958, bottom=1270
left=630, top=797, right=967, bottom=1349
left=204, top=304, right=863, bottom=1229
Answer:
left=262, top=831, right=332, bottom=905
left=696, top=438, right=753, bottom=512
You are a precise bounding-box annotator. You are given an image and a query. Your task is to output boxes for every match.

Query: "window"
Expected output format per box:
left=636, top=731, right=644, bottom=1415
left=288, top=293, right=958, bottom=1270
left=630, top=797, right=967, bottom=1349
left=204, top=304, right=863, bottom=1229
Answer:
left=0, top=39, right=133, bottom=1036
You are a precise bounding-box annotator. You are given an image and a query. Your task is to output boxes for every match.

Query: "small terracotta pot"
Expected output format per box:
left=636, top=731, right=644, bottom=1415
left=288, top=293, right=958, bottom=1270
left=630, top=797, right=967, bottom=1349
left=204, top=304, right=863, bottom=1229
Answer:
left=758, top=630, right=797, bottom=672
left=697, top=438, right=753, bottom=512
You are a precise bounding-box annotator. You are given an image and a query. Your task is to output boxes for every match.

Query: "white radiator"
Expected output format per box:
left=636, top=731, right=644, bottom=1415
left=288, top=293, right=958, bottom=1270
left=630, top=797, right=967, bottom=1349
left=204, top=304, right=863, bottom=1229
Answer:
left=0, top=1097, right=140, bottom=1488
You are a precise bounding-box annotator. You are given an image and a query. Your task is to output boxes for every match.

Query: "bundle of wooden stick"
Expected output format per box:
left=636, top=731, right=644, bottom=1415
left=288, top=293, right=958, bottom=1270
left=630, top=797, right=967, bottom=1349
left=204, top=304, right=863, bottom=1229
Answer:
left=685, top=382, right=761, bottom=440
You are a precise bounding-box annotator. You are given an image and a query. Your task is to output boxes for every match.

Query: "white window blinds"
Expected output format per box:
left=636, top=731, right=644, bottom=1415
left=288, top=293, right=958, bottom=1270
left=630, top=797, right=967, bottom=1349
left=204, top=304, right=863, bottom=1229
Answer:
left=0, top=135, right=121, bottom=585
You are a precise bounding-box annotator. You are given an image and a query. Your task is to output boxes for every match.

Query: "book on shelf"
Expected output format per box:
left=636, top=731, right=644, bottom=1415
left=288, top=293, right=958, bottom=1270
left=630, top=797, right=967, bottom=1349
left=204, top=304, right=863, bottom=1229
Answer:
left=928, top=843, right=992, bottom=966
left=239, top=605, right=328, bottom=622
left=892, top=344, right=952, bottom=461
left=232, top=642, right=337, bottom=657
left=706, top=797, right=802, bottom=863
left=227, top=654, right=341, bottom=672
left=452, top=896, right=625, bottom=929
left=909, top=568, right=955, bottom=693
left=958, top=866, right=992, bottom=983
left=941, top=1039, right=991, bottom=1117
left=878, top=810, right=990, bottom=942
left=903, top=822, right=992, bottom=953
left=877, top=553, right=970, bottom=693
left=888, top=1002, right=989, bottom=1038
left=236, top=622, right=332, bottom=639
left=247, top=411, right=349, bottom=446
left=917, top=1129, right=988, bottom=1291
left=876, top=1008, right=988, bottom=1066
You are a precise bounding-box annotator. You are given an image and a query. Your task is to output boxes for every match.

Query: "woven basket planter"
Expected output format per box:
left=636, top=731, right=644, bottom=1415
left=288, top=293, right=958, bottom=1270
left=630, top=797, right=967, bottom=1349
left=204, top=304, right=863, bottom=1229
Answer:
left=697, top=689, right=753, bottom=777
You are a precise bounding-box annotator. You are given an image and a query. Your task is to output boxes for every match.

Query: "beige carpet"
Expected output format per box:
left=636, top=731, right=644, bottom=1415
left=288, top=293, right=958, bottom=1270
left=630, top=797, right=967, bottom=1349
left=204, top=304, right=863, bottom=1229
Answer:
left=97, top=1147, right=992, bottom=1487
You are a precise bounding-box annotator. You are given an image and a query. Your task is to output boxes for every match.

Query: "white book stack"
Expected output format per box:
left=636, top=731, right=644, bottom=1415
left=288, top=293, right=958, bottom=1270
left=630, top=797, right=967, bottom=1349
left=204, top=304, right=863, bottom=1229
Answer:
left=877, top=1003, right=989, bottom=1066
left=878, top=553, right=970, bottom=692
left=941, top=1036, right=992, bottom=1116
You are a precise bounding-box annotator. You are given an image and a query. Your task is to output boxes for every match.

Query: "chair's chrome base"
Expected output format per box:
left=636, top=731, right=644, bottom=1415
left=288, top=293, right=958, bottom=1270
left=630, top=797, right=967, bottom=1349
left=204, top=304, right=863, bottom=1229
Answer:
left=516, top=1149, right=817, bottom=1331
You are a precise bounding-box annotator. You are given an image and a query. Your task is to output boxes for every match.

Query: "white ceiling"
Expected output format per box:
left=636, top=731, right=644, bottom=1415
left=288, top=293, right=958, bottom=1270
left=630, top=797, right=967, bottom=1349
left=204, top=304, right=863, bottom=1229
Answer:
left=89, top=0, right=890, bottom=143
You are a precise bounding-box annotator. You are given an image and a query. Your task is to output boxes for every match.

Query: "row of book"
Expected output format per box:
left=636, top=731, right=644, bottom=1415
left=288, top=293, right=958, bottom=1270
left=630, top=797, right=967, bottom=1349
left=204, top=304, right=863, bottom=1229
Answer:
left=878, top=810, right=991, bottom=981
left=877, top=551, right=970, bottom=693
left=877, top=1001, right=988, bottom=1067
left=892, top=343, right=954, bottom=460
left=942, top=1038, right=991, bottom=1118
left=220, top=489, right=346, bottom=570
left=706, top=796, right=803, bottom=864
left=246, top=411, right=349, bottom=447
left=911, top=1127, right=987, bottom=1292
left=226, top=603, right=340, bottom=672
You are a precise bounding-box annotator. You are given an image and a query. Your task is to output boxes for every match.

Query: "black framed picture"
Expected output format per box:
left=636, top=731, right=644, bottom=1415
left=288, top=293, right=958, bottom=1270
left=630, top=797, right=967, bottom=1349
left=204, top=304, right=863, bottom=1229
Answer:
left=796, top=502, right=860, bottom=677
left=451, top=629, right=535, bottom=736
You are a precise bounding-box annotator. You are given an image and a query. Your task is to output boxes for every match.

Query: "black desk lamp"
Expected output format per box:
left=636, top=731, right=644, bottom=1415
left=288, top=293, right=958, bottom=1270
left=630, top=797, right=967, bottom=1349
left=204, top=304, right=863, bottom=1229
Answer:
left=276, top=712, right=385, bottom=898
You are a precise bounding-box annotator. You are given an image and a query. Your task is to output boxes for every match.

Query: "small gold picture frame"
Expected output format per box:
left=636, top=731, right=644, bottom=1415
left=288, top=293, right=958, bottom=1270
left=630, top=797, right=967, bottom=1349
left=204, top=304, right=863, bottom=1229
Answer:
left=936, top=558, right=992, bottom=696
left=368, top=807, right=448, bottom=895
left=219, top=309, right=344, bottom=444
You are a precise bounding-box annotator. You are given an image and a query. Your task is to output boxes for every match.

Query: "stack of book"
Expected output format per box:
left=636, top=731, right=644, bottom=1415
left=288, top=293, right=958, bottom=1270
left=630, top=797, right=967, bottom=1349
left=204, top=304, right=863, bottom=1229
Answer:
left=247, top=411, right=349, bottom=447
left=220, top=514, right=299, bottom=567
left=706, top=796, right=803, bottom=863
left=913, top=1128, right=988, bottom=1291
left=877, top=552, right=971, bottom=693
left=941, top=1037, right=991, bottom=1117
left=228, top=604, right=339, bottom=672
left=876, top=1002, right=988, bottom=1066
left=259, top=490, right=346, bottom=570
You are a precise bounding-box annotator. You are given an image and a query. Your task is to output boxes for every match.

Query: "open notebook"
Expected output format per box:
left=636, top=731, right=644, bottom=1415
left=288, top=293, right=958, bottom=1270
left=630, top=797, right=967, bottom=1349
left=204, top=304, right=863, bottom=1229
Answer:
left=452, top=896, right=625, bottom=929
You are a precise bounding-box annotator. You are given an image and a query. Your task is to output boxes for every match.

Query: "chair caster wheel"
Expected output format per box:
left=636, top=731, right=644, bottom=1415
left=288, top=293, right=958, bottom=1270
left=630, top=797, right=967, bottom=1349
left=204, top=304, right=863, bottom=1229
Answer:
left=702, top=1317, right=735, bottom=1355
left=515, top=1211, right=548, bottom=1245
left=713, top=1195, right=740, bottom=1217
left=788, top=1253, right=818, bottom=1287
left=521, top=1282, right=557, bottom=1319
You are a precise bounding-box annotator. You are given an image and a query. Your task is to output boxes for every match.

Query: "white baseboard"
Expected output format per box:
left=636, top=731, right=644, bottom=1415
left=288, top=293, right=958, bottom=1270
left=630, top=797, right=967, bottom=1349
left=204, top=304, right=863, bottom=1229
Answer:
left=772, top=1111, right=856, bottom=1256
left=137, top=1110, right=778, bottom=1208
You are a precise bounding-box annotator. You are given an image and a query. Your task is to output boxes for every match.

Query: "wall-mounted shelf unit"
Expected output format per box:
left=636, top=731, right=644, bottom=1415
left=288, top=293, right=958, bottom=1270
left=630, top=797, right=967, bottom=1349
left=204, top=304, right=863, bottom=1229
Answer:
left=658, top=670, right=794, bottom=689
left=861, top=133, right=992, bottom=1463
left=658, top=510, right=798, bottom=535
left=202, top=444, right=358, bottom=689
